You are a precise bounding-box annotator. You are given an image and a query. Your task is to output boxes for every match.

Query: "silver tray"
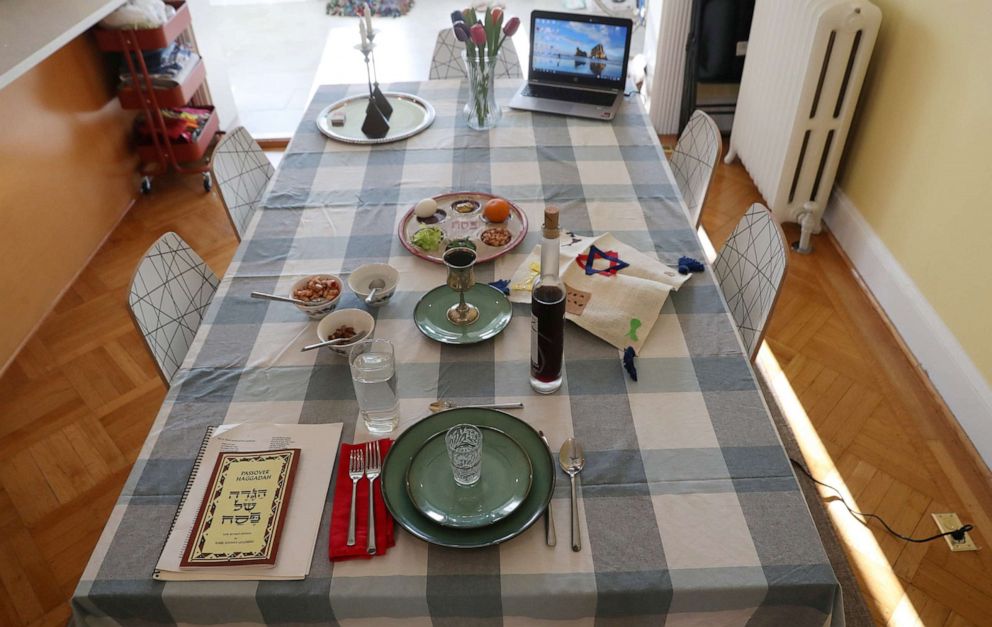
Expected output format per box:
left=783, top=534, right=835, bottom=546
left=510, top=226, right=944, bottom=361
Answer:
left=315, top=92, right=435, bottom=145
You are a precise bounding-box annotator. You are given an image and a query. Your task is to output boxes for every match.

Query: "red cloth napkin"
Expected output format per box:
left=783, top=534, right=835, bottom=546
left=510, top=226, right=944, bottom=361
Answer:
left=329, top=439, right=395, bottom=560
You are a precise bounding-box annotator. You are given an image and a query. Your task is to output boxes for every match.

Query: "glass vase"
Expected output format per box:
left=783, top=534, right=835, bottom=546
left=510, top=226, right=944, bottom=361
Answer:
left=465, top=54, right=501, bottom=131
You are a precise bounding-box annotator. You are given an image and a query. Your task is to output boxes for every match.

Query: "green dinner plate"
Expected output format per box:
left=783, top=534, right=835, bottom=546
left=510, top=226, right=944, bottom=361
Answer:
left=382, top=408, right=555, bottom=548
left=406, top=427, right=533, bottom=529
left=413, top=284, right=512, bottom=345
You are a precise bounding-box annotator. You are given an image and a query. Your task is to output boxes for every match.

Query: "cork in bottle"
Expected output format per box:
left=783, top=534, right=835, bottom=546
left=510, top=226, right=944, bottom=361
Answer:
left=543, top=206, right=561, bottom=239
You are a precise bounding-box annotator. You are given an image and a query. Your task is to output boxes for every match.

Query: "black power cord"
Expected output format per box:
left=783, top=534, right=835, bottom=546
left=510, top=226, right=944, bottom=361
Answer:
left=789, top=458, right=974, bottom=543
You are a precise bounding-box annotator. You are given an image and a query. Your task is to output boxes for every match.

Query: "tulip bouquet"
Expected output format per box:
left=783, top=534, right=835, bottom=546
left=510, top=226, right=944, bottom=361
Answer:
left=450, top=6, right=521, bottom=129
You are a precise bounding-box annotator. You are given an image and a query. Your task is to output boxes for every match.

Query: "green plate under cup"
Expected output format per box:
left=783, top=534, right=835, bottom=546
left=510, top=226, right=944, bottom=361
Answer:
left=406, top=427, right=533, bottom=529
left=413, top=284, right=512, bottom=345
left=381, top=408, right=555, bottom=548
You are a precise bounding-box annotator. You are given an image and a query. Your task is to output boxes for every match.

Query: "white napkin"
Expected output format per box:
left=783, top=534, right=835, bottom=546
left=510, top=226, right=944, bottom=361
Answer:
left=509, top=234, right=690, bottom=351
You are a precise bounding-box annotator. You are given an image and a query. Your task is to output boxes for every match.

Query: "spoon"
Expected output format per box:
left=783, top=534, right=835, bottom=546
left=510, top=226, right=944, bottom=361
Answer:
left=558, top=437, right=585, bottom=552
left=301, top=330, right=369, bottom=352
left=251, top=291, right=308, bottom=305
left=539, top=430, right=557, bottom=547
left=364, top=278, right=386, bottom=305
left=428, top=400, right=524, bottom=413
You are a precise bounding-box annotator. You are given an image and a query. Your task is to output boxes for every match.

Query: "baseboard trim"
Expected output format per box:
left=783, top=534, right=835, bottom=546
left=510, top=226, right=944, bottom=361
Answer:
left=824, top=187, right=992, bottom=467
left=256, top=136, right=290, bottom=150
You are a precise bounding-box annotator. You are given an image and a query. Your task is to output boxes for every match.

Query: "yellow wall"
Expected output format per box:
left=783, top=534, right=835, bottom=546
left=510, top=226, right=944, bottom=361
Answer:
left=838, top=0, right=992, bottom=385
left=0, top=34, right=137, bottom=373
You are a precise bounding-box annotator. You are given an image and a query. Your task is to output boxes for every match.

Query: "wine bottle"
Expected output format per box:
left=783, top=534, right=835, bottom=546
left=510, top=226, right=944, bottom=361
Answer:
left=530, top=206, right=565, bottom=394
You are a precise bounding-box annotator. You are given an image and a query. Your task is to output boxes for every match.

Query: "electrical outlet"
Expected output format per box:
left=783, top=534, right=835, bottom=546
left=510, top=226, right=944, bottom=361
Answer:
left=932, top=513, right=979, bottom=552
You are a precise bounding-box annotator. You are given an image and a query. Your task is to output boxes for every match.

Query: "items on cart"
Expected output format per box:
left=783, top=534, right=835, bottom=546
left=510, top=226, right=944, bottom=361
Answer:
left=135, top=107, right=213, bottom=144
left=119, top=43, right=200, bottom=89
left=100, top=0, right=176, bottom=29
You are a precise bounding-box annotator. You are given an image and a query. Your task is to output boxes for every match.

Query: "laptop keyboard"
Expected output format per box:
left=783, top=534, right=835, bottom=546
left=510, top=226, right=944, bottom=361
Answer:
left=522, top=84, right=617, bottom=107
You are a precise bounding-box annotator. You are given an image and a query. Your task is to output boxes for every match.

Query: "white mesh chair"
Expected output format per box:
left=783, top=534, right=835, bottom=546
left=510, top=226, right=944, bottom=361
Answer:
left=429, top=28, right=522, bottom=80
left=713, top=203, right=788, bottom=360
left=670, top=110, right=722, bottom=227
left=212, top=126, right=274, bottom=240
left=128, top=232, right=219, bottom=384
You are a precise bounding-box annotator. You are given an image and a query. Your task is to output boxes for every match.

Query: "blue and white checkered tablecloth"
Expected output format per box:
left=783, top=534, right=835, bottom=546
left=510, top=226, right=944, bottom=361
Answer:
left=72, top=80, right=843, bottom=626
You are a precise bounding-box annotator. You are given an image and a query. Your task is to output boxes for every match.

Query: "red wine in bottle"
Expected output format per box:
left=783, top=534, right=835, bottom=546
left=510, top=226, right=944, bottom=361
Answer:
left=530, top=206, right=564, bottom=394
left=531, top=285, right=565, bottom=383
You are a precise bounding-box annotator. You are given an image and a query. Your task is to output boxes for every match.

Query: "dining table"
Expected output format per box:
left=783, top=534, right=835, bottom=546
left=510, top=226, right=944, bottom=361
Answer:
left=72, top=79, right=843, bottom=626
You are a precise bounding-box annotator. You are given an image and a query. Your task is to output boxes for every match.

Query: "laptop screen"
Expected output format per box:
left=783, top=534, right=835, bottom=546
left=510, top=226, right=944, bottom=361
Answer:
left=529, top=11, right=633, bottom=89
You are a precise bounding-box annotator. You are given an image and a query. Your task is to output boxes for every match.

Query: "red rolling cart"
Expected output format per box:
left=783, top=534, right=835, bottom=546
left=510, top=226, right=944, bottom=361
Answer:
left=94, top=1, right=222, bottom=193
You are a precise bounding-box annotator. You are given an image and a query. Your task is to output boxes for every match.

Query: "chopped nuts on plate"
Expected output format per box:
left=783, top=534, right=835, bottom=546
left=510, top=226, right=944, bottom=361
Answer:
left=480, top=227, right=512, bottom=247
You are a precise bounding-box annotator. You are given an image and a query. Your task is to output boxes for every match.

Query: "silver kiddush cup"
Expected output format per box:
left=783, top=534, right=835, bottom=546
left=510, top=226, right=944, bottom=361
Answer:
left=442, top=247, right=480, bottom=326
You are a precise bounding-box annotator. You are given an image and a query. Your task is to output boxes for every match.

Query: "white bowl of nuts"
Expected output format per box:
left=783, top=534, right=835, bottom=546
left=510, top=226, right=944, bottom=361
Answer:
left=291, top=274, right=343, bottom=319
left=315, top=308, right=375, bottom=356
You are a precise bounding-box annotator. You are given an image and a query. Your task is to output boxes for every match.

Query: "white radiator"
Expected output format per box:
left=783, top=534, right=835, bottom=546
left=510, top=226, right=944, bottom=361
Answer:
left=726, top=0, right=881, bottom=241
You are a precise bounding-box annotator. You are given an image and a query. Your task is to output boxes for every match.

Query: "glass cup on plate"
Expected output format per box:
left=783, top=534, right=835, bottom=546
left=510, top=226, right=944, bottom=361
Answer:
left=349, top=339, right=400, bottom=434
left=445, top=424, right=483, bottom=486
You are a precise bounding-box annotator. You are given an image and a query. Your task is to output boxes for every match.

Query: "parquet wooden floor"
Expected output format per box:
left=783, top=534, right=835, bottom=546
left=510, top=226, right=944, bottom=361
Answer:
left=0, top=173, right=238, bottom=627
left=0, top=142, right=990, bottom=626
left=695, top=141, right=992, bottom=627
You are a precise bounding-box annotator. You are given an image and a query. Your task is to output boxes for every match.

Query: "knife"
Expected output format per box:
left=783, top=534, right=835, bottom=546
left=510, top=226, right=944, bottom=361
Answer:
left=538, top=430, right=557, bottom=547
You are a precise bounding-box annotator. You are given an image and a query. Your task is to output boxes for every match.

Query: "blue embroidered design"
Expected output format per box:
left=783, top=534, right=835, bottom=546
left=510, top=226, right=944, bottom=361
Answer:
left=677, top=255, right=705, bottom=275
left=488, top=279, right=510, bottom=295
left=623, top=347, right=638, bottom=381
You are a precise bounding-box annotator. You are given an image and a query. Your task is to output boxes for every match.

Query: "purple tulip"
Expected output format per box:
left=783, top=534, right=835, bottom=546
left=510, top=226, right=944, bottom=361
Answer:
left=503, top=16, right=520, bottom=37
left=450, top=10, right=464, bottom=24
left=453, top=21, right=469, bottom=42
left=470, top=23, right=487, bottom=46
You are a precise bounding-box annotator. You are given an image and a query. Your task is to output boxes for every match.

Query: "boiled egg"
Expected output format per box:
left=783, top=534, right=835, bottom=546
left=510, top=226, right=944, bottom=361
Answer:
left=414, top=197, right=438, bottom=219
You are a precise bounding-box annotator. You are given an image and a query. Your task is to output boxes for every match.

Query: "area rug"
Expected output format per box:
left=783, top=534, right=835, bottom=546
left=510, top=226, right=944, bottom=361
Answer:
left=755, top=372, right=875, bottom=626
left=326, top=0, right=414, bottom=17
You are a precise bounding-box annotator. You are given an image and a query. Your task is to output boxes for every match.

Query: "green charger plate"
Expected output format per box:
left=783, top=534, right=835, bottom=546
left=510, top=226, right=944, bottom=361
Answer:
left=382, top=408, right=554, bottom=548
left=406, top=427, right=532, bottom=529
left=413, top=284, right=512, bottom=345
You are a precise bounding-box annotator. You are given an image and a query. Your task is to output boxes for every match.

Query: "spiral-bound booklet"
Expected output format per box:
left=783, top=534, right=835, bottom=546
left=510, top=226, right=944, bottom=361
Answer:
left=153, top=423, right=342, bottom=581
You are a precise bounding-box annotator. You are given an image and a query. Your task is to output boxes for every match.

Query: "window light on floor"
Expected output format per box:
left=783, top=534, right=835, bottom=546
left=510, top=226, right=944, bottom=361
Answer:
left=755, top=342, right=922, bottom=624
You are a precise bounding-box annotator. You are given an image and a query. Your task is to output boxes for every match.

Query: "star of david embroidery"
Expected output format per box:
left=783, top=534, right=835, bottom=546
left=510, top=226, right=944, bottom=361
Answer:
left=575, top=245, right=629, bottom=276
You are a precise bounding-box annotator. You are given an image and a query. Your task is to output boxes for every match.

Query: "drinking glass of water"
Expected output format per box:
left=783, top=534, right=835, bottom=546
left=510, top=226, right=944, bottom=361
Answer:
left=445, top=424, right=483, bottom=486
left=349, top=339, right=400, bottom=434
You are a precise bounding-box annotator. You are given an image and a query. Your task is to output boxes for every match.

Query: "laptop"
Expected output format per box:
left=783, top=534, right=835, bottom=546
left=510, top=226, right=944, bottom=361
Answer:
left=509, top=10, right=633, bottom=121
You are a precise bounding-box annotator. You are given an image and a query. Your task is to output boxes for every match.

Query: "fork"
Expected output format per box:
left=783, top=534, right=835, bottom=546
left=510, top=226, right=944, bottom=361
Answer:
left=365, top=441, right=382, bottom=555
left=346, top=449, right=364, bottom=546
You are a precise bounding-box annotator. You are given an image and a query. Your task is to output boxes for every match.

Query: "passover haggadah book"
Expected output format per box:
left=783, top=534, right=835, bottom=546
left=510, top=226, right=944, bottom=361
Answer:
left=181, top=448, right=300, bottom=567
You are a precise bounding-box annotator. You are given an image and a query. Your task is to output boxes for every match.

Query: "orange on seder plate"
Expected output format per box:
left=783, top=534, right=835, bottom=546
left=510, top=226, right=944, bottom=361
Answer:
left=483, top=198, right=512, bottom=223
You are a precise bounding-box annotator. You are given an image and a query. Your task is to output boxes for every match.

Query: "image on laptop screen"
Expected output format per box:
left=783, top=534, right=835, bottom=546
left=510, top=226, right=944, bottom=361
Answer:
left=532, top=16, right=630, bottom=83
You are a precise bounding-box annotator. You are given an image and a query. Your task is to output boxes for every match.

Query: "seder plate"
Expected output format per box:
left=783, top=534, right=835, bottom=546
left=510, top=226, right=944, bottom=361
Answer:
left=315, top=92, right=435, bottom=145
left=399, top=192, right=528, bottom=264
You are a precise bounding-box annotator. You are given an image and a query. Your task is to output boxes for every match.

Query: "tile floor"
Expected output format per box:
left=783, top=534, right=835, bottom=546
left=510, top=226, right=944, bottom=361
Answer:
left=207, top=0, right=646, bottom=137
